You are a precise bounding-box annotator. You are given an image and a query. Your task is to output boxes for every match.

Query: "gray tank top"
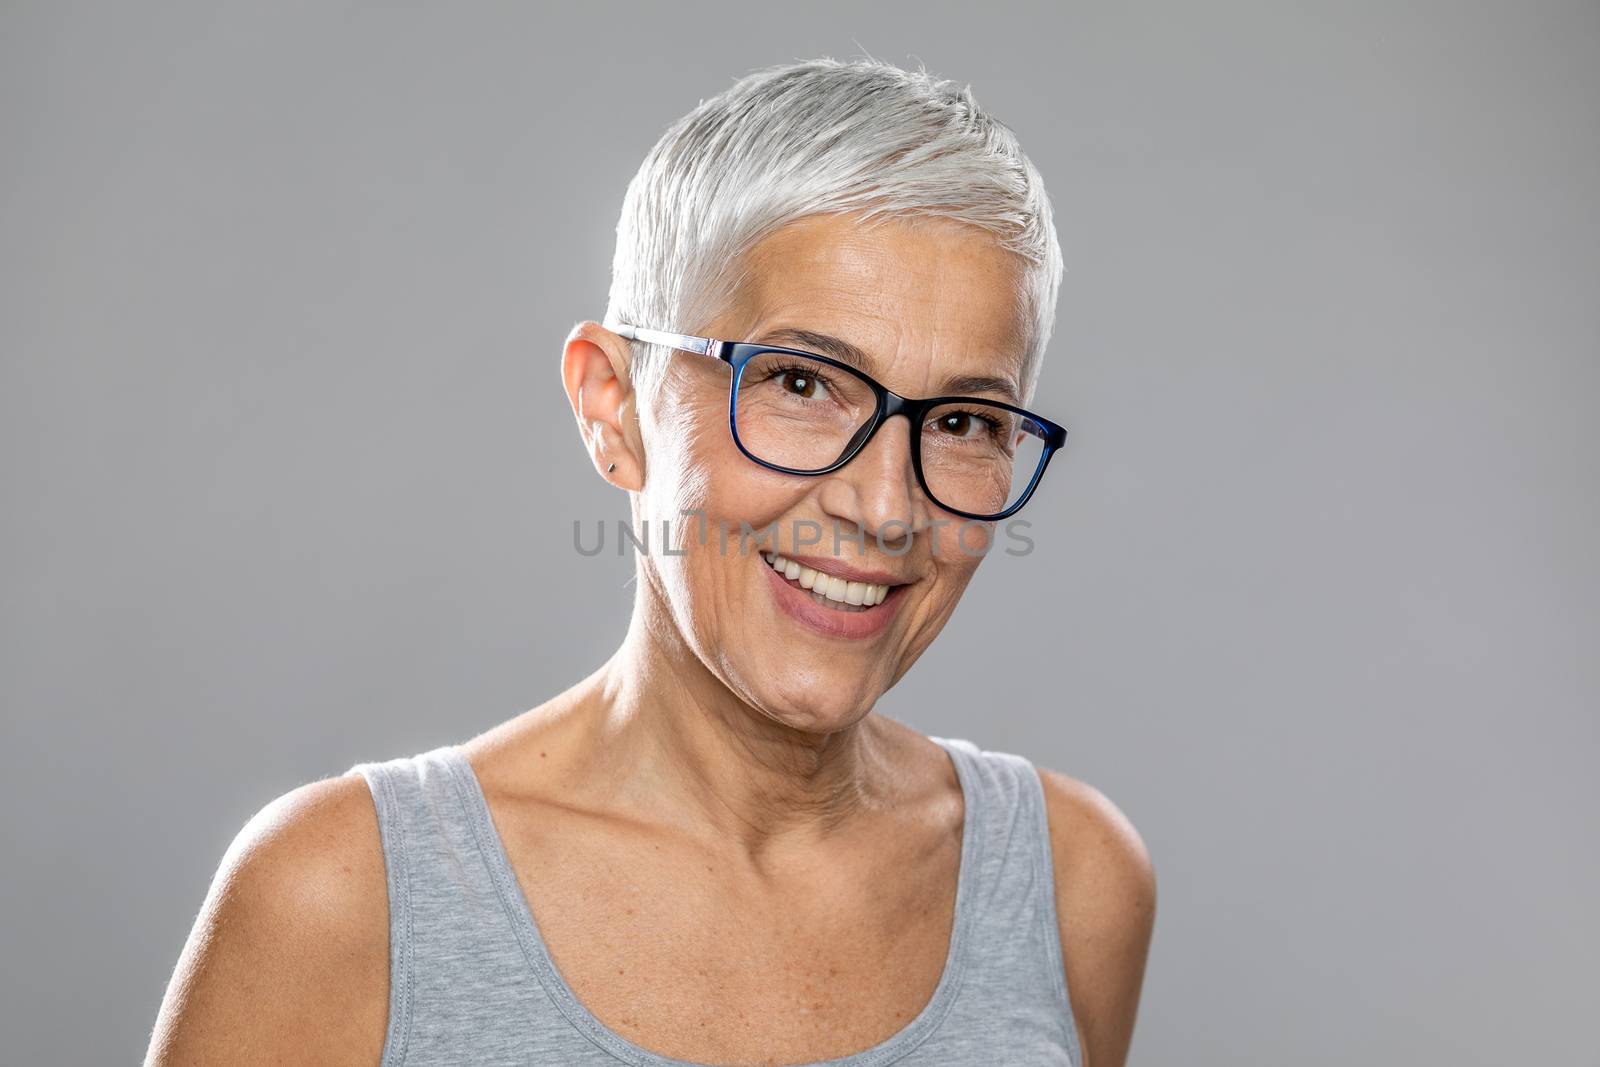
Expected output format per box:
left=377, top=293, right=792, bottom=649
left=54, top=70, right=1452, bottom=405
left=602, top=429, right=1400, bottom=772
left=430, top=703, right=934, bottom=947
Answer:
left=349, top=735, right=1082, bottom=1066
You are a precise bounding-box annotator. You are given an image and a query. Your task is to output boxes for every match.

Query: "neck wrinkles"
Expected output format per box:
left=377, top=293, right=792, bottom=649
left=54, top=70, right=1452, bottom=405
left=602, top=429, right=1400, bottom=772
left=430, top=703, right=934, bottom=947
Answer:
left=569, top=571, right=898, bottom=863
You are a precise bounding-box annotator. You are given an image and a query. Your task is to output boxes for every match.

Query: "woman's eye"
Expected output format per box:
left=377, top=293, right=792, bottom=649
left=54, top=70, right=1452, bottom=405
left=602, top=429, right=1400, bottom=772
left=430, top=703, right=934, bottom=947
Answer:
left=938, top=412, right=978, bottom=436
left=780, top=372, right=818, bottom=398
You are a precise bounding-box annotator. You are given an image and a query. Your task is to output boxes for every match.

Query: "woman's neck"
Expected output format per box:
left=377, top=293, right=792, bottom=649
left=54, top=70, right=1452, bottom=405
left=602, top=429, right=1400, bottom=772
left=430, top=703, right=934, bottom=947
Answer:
left=564, top=589, right=899, bottom=864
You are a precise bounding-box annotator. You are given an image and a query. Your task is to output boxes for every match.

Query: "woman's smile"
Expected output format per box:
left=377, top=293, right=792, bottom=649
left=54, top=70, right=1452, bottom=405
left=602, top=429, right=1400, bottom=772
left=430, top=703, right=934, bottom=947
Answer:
left=760, top=549, right=908, bottom=640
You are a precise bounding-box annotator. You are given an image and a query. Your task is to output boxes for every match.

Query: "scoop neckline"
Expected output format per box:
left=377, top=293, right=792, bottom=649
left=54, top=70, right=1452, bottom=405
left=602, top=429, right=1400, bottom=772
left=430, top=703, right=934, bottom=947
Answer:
left=441, top=734, right=983, bottom=1067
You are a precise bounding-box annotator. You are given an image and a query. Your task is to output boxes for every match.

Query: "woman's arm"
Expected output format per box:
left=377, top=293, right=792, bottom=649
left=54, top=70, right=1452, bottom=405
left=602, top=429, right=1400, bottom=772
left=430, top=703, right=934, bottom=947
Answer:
left=142, top=774, right=391, bottom=1066
left=1038, top=767, right=1158, bottom=1067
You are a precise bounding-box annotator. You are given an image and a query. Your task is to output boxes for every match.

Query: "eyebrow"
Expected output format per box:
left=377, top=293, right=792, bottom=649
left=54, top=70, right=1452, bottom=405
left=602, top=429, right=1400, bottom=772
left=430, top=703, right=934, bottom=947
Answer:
left=755, top=327, right=1022, bottom=405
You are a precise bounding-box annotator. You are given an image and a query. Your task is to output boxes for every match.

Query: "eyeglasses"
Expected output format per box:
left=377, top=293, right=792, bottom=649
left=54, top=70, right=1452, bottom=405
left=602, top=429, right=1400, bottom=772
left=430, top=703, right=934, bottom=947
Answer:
left=612, top=324, right=1068, bottom=521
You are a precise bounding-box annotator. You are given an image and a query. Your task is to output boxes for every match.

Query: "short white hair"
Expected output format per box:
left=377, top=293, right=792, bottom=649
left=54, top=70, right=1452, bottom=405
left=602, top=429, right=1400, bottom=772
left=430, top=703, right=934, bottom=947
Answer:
left=604, top=57, right=1064, bottom=406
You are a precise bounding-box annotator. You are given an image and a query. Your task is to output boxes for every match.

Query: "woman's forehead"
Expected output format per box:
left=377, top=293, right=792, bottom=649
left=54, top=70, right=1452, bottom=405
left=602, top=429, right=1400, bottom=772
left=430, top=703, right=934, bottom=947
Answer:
left=721, top=214, right=1032, bottom=387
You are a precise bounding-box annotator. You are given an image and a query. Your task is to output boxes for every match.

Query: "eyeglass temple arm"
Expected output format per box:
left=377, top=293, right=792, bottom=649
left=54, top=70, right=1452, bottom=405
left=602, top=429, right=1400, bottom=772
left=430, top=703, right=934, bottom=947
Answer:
left=612, top=321, right=1067, bottom=447
left=609, top=323, right=726, bottom=359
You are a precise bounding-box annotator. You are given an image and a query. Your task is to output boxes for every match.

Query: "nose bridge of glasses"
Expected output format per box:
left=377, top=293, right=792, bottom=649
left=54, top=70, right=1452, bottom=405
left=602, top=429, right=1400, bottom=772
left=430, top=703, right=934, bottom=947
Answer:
left=844, top=391, right=919, bottom=463
left=823, top=395, right=920, bottom=534
left=880, top=391, right=915, bottom=422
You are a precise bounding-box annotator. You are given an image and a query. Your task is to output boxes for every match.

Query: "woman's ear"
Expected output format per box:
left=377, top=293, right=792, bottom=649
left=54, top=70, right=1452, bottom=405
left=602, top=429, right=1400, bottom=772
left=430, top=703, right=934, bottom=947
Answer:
left=560, top=321, right=643, bottom=490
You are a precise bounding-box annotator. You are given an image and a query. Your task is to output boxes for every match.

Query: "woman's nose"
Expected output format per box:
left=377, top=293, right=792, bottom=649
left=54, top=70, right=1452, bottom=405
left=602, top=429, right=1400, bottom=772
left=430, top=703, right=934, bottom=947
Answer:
left=820, top=413, right=921, bottom=545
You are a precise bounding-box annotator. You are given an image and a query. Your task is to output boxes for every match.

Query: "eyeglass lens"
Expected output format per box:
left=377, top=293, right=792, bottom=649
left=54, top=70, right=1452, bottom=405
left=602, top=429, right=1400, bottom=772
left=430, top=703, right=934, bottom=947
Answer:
left=734, top=349, right=1046, bottom=517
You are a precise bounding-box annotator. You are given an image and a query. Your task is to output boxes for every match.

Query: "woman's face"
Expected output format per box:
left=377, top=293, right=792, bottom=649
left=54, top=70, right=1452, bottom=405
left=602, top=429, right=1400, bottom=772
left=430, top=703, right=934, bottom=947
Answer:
left=635, top=212, right=1032, bottom=733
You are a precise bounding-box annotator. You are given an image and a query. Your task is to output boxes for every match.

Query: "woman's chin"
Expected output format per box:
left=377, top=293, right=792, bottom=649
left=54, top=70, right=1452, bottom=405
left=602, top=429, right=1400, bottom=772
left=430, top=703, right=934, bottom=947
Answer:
left=748, top=684, right=878, bottom=734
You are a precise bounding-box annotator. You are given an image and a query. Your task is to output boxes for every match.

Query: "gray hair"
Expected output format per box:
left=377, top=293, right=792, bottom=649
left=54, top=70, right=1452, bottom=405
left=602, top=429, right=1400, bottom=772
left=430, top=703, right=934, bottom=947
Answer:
left=604, top=57, right=1063, bottom=407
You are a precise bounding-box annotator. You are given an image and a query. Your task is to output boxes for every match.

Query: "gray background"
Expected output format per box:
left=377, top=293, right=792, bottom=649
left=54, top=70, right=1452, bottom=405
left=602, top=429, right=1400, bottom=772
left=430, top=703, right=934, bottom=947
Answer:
left=3, top=2, right=1596, bottom=1064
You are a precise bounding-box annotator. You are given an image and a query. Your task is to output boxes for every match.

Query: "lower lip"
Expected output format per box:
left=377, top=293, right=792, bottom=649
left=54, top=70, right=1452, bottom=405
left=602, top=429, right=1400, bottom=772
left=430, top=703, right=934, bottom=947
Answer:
left=762, top=561, right=905, bottom=640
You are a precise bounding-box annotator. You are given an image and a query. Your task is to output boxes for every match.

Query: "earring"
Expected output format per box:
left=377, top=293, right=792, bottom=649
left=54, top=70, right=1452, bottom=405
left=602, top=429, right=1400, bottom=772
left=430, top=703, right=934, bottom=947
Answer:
left=607, top=462, right=616, bottom=473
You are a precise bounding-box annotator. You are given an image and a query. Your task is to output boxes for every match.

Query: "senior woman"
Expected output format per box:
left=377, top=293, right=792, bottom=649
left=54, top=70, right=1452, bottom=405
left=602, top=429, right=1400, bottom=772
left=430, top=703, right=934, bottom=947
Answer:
left=146, top=58, right=1155, bottom=1067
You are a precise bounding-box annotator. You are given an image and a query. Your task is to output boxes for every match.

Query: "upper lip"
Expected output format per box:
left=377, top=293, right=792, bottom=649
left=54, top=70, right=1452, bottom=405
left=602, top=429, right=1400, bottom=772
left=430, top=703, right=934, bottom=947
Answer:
left=762, top=552, right=910, bottom=587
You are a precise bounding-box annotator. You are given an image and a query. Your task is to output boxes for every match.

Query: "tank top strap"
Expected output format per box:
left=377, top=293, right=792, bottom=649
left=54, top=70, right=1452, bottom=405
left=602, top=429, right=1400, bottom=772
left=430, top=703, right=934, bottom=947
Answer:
left=347, top=746, right=550, bottom=1067
left=929, top=736, right=1083, bottom=1064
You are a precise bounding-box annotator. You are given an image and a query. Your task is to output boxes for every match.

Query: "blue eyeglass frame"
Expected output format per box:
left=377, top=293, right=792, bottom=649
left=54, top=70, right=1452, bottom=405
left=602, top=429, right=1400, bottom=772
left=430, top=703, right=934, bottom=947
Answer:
left=611, top=323, right=1069, bottom=521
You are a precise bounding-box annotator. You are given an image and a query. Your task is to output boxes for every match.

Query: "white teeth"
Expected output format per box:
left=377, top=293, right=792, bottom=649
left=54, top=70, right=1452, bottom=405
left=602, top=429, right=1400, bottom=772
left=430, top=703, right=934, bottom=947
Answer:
left=763, top=552, right=890, bottom=607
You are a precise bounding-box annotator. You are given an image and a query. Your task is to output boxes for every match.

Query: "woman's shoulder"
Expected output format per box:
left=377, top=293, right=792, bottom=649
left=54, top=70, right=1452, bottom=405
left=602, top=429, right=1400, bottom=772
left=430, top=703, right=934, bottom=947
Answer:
left=145, top=771, right=390, bottom=1064
left=1029, top=760, right=1156, bottom=921
left=1026, top=760, right=1155, bottom=904
left=222, top=769, right=393, bottom=924
left=1027, top=757, right=1157, bottom=1067
left=942, top=732, right=1150, bottom=881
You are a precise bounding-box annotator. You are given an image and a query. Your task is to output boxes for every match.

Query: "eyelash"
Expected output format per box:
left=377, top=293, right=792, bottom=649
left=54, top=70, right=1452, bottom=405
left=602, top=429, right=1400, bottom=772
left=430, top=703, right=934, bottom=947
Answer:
left=752, top=361, right=840, bottom=393
left=938, top=408, right=1005, bottom=433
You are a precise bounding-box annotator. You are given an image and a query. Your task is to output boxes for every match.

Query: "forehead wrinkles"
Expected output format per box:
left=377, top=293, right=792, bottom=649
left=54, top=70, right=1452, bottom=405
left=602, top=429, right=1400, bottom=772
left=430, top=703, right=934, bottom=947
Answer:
left=720, top=215, right=1031, bottom=388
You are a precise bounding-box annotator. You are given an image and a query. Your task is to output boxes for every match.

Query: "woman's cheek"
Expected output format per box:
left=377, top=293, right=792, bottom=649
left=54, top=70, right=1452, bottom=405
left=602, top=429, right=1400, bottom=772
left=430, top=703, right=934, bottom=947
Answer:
left=926, top=519, right=989, bottom=573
